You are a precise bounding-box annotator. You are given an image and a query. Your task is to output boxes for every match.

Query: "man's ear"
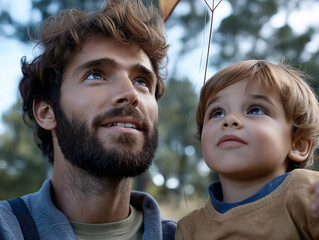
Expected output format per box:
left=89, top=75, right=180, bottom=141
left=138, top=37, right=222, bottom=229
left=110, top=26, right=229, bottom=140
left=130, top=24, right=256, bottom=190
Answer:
left=288, top=137, right=312, bottom=162
left=33, top=99, right=56, bottom=130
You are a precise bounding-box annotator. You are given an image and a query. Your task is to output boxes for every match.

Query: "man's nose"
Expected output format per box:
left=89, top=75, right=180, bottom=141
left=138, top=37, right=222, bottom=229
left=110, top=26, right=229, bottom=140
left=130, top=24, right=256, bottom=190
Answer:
left=111, top=76, right=139, bottom=108
left=222, top=114, right=243, bottom=129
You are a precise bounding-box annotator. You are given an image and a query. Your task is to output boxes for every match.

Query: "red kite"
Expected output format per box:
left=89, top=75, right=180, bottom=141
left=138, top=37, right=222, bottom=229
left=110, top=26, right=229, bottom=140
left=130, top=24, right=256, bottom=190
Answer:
left=159, top=0, right=180, bottom=22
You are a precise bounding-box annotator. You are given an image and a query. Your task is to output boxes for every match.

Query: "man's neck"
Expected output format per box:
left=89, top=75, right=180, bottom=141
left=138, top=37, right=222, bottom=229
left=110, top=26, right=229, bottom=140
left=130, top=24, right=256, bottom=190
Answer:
left=51, top=159, right=132, bottom=223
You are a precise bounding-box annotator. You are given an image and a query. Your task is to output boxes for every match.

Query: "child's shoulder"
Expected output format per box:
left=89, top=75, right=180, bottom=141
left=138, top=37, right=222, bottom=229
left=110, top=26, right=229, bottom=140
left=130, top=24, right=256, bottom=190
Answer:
left=177, top=198, right=217, bottom=226
left=178, top=201, right=207, bottom=223
left=283, top=169, right=319, bottom=193
left=176, top=200, right=212, bottom=239
left=283, top=169, right=319, bottom=202
left=291, top=168, right=319, bottom=182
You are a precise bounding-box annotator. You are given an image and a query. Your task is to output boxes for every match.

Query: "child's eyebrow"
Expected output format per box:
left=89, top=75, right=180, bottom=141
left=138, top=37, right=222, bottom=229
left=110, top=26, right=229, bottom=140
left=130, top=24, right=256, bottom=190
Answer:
left=249, top=94, right=276, bottom=107
left=205, top=96, right=221, bottom=109
left=205, top=94, right=277, bottom=110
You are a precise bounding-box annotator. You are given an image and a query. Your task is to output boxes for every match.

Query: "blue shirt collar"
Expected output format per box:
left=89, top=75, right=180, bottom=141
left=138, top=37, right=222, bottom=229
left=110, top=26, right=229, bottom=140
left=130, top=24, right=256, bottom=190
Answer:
left=208, top=172, right=290, bottom=213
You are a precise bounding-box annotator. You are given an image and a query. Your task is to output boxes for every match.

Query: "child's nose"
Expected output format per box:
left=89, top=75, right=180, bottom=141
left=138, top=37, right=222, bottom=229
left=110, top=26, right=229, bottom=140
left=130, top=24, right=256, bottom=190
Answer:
left=222, top=114, right=243, bottom=129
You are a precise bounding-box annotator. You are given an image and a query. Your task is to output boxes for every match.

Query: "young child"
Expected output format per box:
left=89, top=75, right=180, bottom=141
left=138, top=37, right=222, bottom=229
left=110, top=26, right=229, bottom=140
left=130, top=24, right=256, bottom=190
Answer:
left=176, top=60, right=319, bottom=239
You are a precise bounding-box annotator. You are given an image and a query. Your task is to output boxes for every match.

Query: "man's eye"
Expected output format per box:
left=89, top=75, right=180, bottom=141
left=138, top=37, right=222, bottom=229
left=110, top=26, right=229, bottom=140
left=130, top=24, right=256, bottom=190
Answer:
left=86, top=71, right=104, bottom=80
left=247, top=106, right=265, bottom=115
left=211, top=109, right=226, bottom=118
left=134, top=78, right=148, bottom=88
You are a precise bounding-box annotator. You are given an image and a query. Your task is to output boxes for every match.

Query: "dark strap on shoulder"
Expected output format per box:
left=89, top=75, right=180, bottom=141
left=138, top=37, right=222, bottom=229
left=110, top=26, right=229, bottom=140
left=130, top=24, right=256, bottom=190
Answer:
left=8, top=197, right=40, bottom=240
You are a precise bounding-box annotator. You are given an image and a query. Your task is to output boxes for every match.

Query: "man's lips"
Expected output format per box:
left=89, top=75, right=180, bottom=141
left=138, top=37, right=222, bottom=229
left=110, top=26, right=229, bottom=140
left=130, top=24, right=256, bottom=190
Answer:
left=100, top=117, right=142, bottom=130
left=105, top=122, right=137, bottom=129
left=217, top=135, right=246, bottom=147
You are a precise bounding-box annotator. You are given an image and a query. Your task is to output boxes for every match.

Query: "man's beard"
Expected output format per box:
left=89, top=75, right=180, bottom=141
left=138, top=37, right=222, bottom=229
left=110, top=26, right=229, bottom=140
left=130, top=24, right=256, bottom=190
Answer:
left=54, top=104, right=158, bottom=179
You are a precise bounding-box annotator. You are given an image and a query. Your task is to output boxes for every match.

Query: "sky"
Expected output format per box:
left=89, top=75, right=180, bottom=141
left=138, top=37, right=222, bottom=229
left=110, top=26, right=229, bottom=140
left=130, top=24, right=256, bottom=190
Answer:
left=1, top=0, right=319, bottom=134
left=0, top=0, right=231, bottom=134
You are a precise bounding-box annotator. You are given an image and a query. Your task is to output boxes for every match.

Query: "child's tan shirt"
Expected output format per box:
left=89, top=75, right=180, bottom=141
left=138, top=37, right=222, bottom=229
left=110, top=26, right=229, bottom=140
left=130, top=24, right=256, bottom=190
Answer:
left=176, top=169, right=319, bottom=240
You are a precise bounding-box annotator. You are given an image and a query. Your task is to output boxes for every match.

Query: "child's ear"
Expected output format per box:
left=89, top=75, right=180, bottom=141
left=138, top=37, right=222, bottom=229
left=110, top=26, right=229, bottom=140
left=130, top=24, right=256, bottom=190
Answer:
left=288, top=137, right=311, bottom=162
left=33, top=99, right=56, bottom=130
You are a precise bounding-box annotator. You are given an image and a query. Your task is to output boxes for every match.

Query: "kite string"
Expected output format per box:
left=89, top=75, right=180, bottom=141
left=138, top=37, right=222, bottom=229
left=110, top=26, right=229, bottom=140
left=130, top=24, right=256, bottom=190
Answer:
left=203, top=0, right=223, bottom=84
left=203, top=0, right=223, bottom=12
left=203, top=0, right=214, bottom=84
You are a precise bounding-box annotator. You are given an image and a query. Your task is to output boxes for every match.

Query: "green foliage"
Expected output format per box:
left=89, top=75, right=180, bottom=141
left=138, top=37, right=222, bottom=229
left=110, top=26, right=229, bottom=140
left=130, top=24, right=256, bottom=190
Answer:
left=213, top=0, right=319, bottom=84
left=0, top=1, right=100, bottom=41
left=154, top=78, right=214, bottom=201
left=0, top=97, right=50, bottom=200
left=1, top=0, right=319, bottom=201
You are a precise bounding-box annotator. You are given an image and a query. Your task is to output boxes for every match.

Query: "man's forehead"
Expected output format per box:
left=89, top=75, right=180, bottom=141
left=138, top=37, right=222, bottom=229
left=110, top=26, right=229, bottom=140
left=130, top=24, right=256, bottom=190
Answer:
left=64, top=36, right=154, bottom=75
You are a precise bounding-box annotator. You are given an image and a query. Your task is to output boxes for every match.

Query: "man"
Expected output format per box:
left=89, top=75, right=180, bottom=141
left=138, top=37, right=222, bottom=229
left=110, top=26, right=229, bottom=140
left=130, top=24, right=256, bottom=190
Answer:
left=0, top=0, right=176, bottom=239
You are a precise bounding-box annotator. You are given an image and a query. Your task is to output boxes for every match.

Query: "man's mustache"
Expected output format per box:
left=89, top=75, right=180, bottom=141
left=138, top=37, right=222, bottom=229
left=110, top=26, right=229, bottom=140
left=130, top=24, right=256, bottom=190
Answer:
left=92, top=107, right=148, bottom=130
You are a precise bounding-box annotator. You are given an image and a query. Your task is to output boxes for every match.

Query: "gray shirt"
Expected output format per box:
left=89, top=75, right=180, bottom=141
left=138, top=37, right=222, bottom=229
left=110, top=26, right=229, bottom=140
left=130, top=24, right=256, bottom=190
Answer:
left=0, top=180, right=176, bottom=240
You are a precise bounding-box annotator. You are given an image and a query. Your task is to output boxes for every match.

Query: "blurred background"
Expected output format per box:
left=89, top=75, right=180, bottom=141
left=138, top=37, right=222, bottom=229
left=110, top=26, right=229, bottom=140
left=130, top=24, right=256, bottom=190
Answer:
left=1, top=0, right=319, bottom=220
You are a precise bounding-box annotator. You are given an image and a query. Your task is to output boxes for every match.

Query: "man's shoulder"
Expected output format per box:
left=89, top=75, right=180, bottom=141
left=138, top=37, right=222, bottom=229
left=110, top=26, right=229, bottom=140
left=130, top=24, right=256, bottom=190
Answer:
left=161, top=217, right=177, bottom=240
left=0, top=179, right=76, bottom=239
left=130, top=190, right=177, bottom=239
left=130, top=190, right=161, bottom=213
left=0, top=198, right=28, bottom=239
left=0, top=180, right=50, bottom=237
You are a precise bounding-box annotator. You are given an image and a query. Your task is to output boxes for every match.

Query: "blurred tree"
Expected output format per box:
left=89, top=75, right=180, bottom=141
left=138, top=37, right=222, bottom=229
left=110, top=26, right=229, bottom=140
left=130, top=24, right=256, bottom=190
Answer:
left=1, top=0, right=319, bottom=201
left=0, top=98, right=50, bottom=200
left=212, top=0, right=319, bottom=87
left=0, top=0, right=104, bottom=41
left=152, top=77, right=215, bottom=203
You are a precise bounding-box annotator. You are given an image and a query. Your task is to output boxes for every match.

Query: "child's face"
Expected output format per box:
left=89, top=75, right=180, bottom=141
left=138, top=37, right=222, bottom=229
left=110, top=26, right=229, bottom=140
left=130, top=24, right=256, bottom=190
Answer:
left=201, top=79, right=293, bottom=180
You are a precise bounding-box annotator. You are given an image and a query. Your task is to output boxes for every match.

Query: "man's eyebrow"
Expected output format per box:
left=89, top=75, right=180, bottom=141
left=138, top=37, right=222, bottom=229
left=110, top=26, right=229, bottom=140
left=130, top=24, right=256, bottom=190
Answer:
left=72, top=57, right=116, bottom=75
left=132, top=64, right=156, bottom=81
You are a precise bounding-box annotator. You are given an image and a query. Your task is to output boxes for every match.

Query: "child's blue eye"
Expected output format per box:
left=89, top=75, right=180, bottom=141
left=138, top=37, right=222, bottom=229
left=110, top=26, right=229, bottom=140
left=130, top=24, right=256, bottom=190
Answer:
left=247, top=106, right=265, bottom=115
left=211, top=109, right=226, bottom=118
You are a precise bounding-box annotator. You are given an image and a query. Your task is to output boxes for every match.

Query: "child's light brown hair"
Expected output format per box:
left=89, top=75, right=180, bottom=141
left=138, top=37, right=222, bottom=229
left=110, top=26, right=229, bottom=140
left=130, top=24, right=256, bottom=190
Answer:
left=196, top=59, right=319, bottom=170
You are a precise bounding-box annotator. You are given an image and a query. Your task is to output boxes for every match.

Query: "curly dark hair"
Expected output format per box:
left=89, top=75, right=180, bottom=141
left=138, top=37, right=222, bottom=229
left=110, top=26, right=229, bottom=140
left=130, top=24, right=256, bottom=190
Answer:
left=19, top=0, right=168, bottom=162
